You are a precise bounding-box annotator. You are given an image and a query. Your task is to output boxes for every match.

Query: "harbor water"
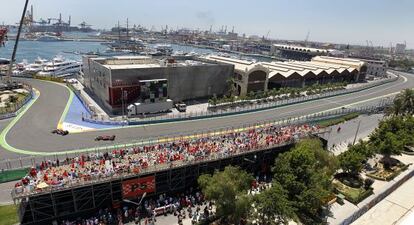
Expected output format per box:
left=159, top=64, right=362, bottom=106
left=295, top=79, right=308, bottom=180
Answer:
left=0, top=40, right=215, bottom=63
left=0, top=32, right=268, bottom=63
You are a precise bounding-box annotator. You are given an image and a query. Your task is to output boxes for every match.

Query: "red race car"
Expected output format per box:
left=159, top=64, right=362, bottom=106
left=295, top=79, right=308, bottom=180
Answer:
left=51, top=129, right=69, bottom=136
left=95, top=135, right=116, bottom=141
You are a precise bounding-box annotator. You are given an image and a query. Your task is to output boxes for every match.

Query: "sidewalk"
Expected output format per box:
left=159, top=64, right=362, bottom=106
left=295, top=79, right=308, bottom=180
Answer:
left=328, top=154, right=414, bottom=225
left=351, top=175, right=414, bottom=225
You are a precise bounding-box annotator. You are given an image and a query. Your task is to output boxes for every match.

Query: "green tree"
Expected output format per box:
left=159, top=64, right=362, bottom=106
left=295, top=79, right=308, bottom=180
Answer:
left=397, top=89, right=414, bottom=115
left=226, top=77, right=237, bottom=96
left=251, top=182, right=297, bottom=225
left=387, top=89, right=414, bottom=116
left=272, top=139, right=335, bottom=224
left=338, top=150, right=365, bottom=177
left=369, top=116, right=414, bottom=169
left=198, top=166, right=254, bottom=224
left=349, top=140, right=374, bottom=159
left=386, top=97, right=404, bottom=116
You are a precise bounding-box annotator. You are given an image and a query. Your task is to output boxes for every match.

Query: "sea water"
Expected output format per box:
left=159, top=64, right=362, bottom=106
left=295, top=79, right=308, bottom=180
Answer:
left=0, top=40, right=107, bottom=62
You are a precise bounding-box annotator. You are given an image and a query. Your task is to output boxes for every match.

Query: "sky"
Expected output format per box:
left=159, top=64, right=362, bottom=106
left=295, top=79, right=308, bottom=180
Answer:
left=1, top=0, right=413, bottom=48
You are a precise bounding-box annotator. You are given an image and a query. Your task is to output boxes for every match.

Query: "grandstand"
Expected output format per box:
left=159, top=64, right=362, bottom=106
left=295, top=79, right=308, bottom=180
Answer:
left=12, top=123, right=328, bottom=225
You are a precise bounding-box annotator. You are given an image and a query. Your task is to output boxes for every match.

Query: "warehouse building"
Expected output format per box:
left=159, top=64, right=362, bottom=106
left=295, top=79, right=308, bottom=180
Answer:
left=82, top=55, right=233, bottom=114
left=203, top=55, right=367, bottom=96
left=270, top=44, right=331, bottom=61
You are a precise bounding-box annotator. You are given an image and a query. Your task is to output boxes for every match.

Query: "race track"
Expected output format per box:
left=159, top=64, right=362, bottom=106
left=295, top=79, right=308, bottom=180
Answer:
left=1, top=72, right=414, bottom=154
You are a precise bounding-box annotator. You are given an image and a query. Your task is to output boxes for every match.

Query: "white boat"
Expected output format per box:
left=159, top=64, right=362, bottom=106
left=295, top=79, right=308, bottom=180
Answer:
left=185, top=51, right=199, bottom=57
left=25, top=57, right=49, bottom=74
left=38, top=56, right=81, bottom=77
left=35, top=34, right=62, bottom=42
left=154, top=44, right=173, bottom=55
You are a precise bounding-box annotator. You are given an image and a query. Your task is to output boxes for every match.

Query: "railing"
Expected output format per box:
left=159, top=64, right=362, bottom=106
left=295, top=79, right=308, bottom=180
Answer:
left=0, top=102, right=390, bottom=172
left=8, top=101, right=393, bottom=199
left=11, top=133, right=309, bottom=200
left=0, top=83, right=34, bottom=120
left=83, top=74, right=398, bottom=126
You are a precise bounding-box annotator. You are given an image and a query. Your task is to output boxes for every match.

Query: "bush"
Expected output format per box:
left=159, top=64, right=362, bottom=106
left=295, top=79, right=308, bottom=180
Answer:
left=364, top=178, right=374, bottom=189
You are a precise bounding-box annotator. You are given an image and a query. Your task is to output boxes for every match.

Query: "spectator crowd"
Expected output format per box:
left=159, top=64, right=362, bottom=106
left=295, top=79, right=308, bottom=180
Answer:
left=14, top=123, right=320, bottom=197
left=60, top=188, right=213, bottom=225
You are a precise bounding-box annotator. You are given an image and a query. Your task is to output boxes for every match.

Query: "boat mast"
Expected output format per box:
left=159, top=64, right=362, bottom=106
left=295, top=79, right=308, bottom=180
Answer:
left=6, top=0, right=29, bottom=83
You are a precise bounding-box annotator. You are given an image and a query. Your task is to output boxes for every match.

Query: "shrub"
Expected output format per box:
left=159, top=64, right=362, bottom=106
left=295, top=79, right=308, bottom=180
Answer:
left=364, top=178, right=374, bottom=190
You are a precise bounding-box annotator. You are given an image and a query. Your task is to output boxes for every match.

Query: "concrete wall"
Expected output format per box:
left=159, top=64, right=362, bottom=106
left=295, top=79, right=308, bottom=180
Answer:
left=83, top=57, right=233, bottom=114
left=82, top=57, right=113, bottom=113
left=111, top=64, right=233, bottom=101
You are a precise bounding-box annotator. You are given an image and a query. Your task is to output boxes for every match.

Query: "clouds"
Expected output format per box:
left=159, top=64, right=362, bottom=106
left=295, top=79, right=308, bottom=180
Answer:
left=195, top=10, right=215, bottom=25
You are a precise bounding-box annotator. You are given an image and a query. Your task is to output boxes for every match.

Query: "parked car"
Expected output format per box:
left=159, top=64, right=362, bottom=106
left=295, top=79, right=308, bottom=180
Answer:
left=51, top=129, right=69, bottom=136
left=175, top=103, right=187, bottom=112
left=95, top=135, right=116, bottom=141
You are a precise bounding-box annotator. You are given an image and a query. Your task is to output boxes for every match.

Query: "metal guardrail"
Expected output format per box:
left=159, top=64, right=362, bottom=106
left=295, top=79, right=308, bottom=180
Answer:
left=0, top=83, right=34, bottom=120
left=0, top=102, right=391, bottom=172
left=83, top=75, right=398, bottom=126
left=11, top=133, right=311, bottom=200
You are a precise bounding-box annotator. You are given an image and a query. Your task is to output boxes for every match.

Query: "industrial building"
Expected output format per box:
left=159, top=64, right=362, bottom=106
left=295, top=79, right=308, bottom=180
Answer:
left=203, top=55, right=367, bottom=96
left=270, top=44, right=331, bottom=61
left=82, top=55, right=233, bottom=114
left=359, top=59, right=388, bottom=77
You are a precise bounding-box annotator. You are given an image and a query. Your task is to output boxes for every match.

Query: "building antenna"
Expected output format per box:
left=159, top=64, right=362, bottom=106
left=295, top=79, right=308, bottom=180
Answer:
left=6, top=0, right=29, bottom=83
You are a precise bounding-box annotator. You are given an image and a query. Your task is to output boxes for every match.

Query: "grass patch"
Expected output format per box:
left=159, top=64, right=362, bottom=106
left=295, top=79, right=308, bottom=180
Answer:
left=33, top=75, right=64, bottom=83
left=0, top=168, right=28, bottom=183
left=333, top=179, right=373, bottom=204
left=0, top=204, right=19, bottom=225
left=366, top=164, right=409, bottom=181
left=316, top=112, right=360, bottom=128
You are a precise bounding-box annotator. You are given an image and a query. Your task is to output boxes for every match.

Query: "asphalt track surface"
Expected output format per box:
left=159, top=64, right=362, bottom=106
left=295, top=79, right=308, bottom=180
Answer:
left=1, top=72, right=414, bottom=155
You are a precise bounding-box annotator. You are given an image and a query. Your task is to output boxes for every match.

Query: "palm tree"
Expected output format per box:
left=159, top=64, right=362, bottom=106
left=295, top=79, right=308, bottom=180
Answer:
left=399, top=89, right=414, bottom=115
left=386, top=97, right=404, bottom=116
left=388, top=89, right=414, bottom=116
left=226, top=77, right=237, bottom=96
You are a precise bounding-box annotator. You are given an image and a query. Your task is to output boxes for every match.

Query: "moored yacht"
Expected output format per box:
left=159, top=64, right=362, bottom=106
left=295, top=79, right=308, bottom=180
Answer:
left=38, top=56, right=81, bottom=77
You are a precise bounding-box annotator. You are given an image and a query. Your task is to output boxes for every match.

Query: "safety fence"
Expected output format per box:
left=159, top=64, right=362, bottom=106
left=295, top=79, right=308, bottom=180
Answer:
left=10, top=132, right=310, bottom=200
left=339, top=168, right=414, bottom=225
left=0, top=102, right=391, bottom=172
left=83, top=75, right=398, bottom=126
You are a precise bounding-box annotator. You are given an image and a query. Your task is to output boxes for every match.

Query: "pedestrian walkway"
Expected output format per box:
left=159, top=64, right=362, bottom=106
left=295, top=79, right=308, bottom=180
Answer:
left=351, top=176, right=414, bottom=225
left=328, top=154, right=414, bottom=225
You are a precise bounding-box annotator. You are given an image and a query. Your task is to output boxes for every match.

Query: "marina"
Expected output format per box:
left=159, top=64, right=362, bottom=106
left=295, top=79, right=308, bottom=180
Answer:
left=0, top=1, right=412, bottom=225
